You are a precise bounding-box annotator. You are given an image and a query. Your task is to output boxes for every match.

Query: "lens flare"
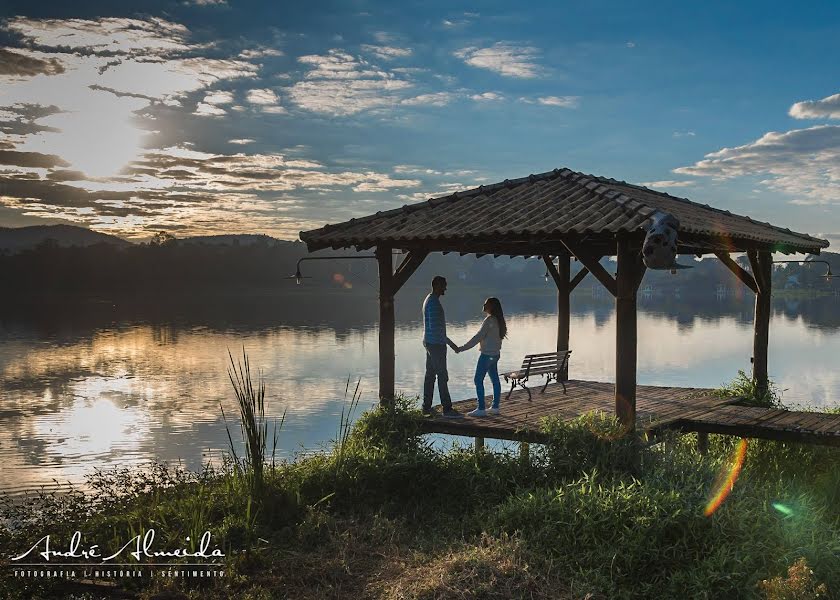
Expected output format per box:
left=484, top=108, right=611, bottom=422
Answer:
left=772, top=502, right=793, bottom=517
left=704, top=438, right=748, bottom=517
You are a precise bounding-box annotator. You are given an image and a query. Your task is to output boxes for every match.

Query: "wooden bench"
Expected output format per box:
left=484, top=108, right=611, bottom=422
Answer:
left=501, top=351, right=572, bottom=401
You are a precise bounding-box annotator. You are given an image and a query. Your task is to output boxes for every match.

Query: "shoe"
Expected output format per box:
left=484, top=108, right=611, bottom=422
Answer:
left=442, top=408, right=463, bottom=418
left=421, top=407, right=435, bottom=417
left=467, top=408, right=486, bottom=417
left=487, top=407, right=500, bottom=416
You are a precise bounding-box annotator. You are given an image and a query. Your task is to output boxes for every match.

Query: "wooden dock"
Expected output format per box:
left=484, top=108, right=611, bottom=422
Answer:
left=419, top=380, right=840, bottom=447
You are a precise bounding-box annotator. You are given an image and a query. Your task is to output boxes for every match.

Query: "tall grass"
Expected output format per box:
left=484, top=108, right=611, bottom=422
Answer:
left=221, top=348, right=285, bottom=496
left=335, top=376, right=362, bottom=475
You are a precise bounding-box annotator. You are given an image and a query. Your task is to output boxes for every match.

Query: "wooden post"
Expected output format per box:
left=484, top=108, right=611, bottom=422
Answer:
left=697, top=432, right=709, bottom=455
left=475, top=436, right=485, bottom=454
left=376, top=245, right=395, bottom=407
left=615, top=236, right=642, bottom=430
left=751, top=251, right=772, bottom=398
left=556, top=253, right=571, bottom=380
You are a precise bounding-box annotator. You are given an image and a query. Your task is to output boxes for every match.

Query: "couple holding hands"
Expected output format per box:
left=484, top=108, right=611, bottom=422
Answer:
left=421, top=275, right=507, bottom=418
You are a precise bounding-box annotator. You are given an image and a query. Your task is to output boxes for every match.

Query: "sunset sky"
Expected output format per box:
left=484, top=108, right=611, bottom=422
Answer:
left=0, top=1, right=838, bottom=243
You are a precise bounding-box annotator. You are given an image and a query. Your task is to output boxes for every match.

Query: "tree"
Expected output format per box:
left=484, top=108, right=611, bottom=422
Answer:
left=150, top=231, right=177, bottom=247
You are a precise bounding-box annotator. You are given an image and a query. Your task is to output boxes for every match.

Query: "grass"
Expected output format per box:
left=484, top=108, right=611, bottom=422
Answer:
left=1, top=372, right=839, bottom=599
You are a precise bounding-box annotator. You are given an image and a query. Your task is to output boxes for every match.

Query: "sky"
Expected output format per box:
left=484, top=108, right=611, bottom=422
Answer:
left=0, top=1, right=838, bottom=244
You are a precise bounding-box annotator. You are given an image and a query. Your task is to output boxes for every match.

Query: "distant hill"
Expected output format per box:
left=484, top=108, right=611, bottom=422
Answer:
left=0, top=225, right=132, bottom=253
left=177, top=234, right=298, bottom=247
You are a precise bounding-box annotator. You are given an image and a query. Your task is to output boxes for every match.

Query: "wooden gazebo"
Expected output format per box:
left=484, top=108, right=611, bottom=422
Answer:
left=300, top=168, right=828, bottom=430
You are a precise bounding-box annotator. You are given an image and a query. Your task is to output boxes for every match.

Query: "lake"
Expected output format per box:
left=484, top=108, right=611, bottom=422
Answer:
left=1, top=288, right=839, bottom=494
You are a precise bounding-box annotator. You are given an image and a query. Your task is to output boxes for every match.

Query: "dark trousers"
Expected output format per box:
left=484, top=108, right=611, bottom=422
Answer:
left=423, top=342, right=453, bottom=411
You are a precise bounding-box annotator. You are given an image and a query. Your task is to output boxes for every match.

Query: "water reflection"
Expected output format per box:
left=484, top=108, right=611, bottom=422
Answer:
left=1, top=290, right=839, bottom=493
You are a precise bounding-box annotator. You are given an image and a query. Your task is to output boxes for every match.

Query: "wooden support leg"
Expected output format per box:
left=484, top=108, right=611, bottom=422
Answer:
left=475, top=437, right=484, bottom=455
left=377, top=246, right=395, bottom=407
left=519, top=441, right=530, bottom=464
left=615, top=236, right=643, bottom=431
left=697, top=432, right=709, bottom=455
left=752, top=251, right=772, bottom=399
left=556, top=254, right=571, bottom=380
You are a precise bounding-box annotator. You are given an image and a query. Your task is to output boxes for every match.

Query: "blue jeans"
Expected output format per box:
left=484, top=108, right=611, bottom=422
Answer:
left=474, top=353, right=501, bottom=410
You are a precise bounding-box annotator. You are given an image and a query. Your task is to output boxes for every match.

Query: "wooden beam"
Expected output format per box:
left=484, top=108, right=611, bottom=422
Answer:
left=541, top=255, right=564, bottom=290
left=562, top=241, right=617, bottom=297
left=747, top=250, right=769, bottom=294
left=715, top=251, right=758, bottom=294
left=376, top=245, right=395, bottom=407
left=614, top=236, right=641, bottom=430
left=569, top=267, right=589, bottom=291
left=392, top=250, right=428, bottom=293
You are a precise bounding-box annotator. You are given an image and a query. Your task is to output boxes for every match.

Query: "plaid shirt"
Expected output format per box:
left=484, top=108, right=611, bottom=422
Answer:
left=422, top=293, right=447, bottom=344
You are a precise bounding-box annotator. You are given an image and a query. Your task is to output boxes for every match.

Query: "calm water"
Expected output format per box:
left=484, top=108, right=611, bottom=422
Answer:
left=1, top=288, right=839, bottom=494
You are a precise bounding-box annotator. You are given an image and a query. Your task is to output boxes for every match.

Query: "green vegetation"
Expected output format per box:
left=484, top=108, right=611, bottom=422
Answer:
left=1, top=371, right=838, bottom=599
left=718, top=369, right=784, bottom=408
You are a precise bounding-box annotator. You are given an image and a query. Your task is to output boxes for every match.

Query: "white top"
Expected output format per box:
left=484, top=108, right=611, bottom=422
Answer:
left=460, top=316, right=502, bottom=356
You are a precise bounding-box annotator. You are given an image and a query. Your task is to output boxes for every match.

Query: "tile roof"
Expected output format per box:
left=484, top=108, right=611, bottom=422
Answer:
left=300, top=168, right=828, bottom=255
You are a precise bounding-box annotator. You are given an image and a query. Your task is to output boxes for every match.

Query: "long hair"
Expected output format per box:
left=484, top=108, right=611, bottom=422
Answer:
left=485, top=297, right=507, bottom=339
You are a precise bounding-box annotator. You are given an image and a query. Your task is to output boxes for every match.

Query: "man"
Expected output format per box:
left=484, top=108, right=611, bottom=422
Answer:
left=422, top=276, right=461, bottom=417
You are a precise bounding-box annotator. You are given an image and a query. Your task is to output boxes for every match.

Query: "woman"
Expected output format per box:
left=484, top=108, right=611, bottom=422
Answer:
left=458, top=297, right=507, bottom=417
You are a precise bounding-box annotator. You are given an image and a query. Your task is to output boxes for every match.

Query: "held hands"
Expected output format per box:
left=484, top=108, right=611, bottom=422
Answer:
left=447, top=339, right=462, bottom=353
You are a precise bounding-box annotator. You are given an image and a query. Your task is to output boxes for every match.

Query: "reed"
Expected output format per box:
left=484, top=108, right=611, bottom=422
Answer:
left=221, top=348, right=285, bottom=496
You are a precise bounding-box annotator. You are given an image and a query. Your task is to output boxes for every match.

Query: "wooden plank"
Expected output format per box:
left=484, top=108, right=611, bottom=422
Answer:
left=813, top=415, right=840, bottom=434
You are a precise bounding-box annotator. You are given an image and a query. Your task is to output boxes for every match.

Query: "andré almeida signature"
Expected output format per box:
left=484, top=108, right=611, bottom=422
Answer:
left=10, top=529, right=224, bottom=563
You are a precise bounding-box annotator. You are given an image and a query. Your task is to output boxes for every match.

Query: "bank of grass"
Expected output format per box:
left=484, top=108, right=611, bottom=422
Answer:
left=1, top=392, right=839, bottom=599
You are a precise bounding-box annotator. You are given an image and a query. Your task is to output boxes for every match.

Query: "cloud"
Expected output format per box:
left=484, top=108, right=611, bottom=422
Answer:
left=360, top=44, right=412, bottom=60
left=673, top=130, right=696, bottom=138
left=203, top=90, right=234, bottom=105
left=6, top=17, right=192, bottom=56
left=470, top=91, right=504, bottom=102
left=228, top=138, right=255, bottom=145
left=0, top=48, right=65, bottom=78
left=246, top=88, right=279, bottom=105
left=0, top=103, right=62, bottom=138
left=0, top=150, right=70, bottom=169
left=401, top=92, right=455, bottom=107
left=674, top=125, right=840, bottom=204
left=238, top=47, right=283, bottom=59
left=639, top=180, right=694, bottom=188
left=534, top=95, right=579, bottom=108
left=441, top=13, right=478, bottom=29
left=454, top=42, right=542, bottom=78
left=0, top=16, right=258, bottom=178
left=287, top=50, right=412, bottom=116
left=194, top=102, right=227, bottom=117
left=789, top=92, right=840, bottom=120
left=0, top=144, right=423, bottom=239
left=186, top=0, right=228, bottom=5
left=245, top=88, right=286, bottom=113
